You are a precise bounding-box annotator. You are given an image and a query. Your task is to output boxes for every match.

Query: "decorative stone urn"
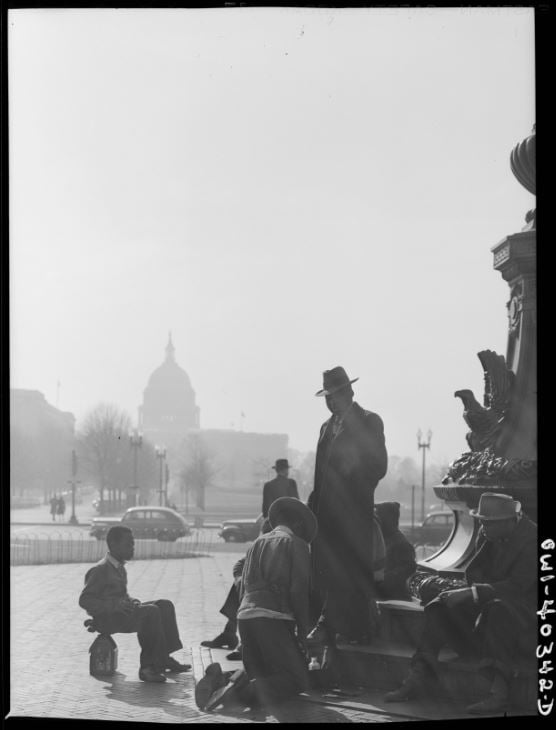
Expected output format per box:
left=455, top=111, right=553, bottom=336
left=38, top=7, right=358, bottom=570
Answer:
left=420, top=127, right=537, bottom=576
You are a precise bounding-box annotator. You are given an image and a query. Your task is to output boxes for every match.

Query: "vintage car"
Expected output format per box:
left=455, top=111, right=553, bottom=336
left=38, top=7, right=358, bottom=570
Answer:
left=218, top=515, right=264, bottom=543
left=90, top=506, right=192, bottom=542
left=400, top=510, right=455, bottom=546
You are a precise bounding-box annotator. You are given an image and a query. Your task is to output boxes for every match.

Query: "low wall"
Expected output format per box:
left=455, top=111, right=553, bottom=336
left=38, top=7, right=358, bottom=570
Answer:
left=10, top=529, right=217, bottom=566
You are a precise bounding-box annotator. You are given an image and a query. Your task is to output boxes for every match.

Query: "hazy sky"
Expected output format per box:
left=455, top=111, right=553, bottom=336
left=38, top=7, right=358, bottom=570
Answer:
left=9, top=7, right=535, bottom=464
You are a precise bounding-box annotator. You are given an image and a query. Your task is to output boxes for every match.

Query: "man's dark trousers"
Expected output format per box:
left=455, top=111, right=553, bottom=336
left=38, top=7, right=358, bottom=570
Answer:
left=414, top=598, right=535, bottom=682
left=238, top=618, right=309, bottom=703
left=94, top=599, right=182, bottom=670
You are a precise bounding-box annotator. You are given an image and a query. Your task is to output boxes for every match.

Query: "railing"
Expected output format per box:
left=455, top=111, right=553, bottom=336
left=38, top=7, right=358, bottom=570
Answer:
left=10, top=529, right=217, bottom=566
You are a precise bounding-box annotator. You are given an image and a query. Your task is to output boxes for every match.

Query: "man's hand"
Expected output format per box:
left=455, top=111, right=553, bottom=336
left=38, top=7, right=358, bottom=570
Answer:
left=437, top=587, right=473, bottom=609
left=116, top=597, right=137, bottom=615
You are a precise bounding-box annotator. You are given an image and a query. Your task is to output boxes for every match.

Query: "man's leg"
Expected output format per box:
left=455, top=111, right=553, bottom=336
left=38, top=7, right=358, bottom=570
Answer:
left=240, top=618, right=309, bottom=705
left=467, top=599, right=533, bottom=714
left=133, top=603, right=173, bottom=677
left=385, top=599, right=479, bottom=702
left=150, top=599, right=183, bottom=654
left=201, top=584, right=239, bottom=649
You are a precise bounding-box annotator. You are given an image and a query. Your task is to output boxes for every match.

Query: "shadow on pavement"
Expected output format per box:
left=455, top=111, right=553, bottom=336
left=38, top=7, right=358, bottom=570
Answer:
left=215, top=697, right=354, bottom=723
left=91, top=671, right=198, bottom=720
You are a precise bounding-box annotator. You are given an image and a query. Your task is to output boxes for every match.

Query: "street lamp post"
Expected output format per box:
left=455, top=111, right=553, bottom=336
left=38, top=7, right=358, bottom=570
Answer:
left=417, top=429, right=432, bottom=523
left=68, top=449, right=80, bottom=525
left=129, top=431, right=143, bottom=507
left=155, top=446, right=167, bottom=506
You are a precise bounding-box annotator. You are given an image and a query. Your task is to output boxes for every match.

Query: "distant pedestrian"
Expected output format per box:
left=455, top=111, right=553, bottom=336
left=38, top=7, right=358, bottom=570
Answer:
left=261, top=459, right=299, bottom=532
left=50, top=496, right=58, bottom=521
left=57, top=496, right=66, bottom=522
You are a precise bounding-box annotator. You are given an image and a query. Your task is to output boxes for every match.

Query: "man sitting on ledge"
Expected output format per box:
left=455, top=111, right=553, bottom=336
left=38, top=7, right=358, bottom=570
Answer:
left=385, top=492, right=537, bottom=714
left=79, top=525, right=190, bottom=683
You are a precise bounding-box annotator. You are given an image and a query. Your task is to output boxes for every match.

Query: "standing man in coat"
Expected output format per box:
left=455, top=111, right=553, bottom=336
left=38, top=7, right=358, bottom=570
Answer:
left=307, top=366, right=388, bottom=645
left=261, top=459, right=299, bottom=532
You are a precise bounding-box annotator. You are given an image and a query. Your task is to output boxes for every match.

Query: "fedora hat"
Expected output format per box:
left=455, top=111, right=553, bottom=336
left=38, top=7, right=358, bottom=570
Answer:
left=470, top=492, right=521, bottom=521
left=315, top=366, right=359, bottom=397
left=272, top=459, right=291, bottom=471
left=268, top=497, right=318, bottom=543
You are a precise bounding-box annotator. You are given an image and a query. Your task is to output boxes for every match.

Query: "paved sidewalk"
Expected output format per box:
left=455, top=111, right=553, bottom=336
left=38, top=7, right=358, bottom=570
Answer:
left=9, top=553, right=405, bottom=723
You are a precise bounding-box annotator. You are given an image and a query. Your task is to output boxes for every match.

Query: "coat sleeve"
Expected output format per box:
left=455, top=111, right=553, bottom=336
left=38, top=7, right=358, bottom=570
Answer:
left=290, top=480, right=300, bottom=500
left=364, top=413, right=387, bottom=484
left=289, top=538, right=311, bottom=639
left=473, top=536, right=537, bottom=606
left=78, top=565, right=121, bottom=617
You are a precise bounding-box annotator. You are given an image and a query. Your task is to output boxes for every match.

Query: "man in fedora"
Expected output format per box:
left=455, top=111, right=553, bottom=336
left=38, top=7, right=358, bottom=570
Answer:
left=385, top=492, right=537, bottom=714
left=261, top=459, right=300, bottom=532
left=307, top=366, right=388, bottom=645
left=195, top=497, right=317, bottom=712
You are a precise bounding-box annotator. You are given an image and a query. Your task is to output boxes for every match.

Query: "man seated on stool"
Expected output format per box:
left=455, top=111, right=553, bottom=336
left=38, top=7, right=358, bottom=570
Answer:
left=195, top=497, right=317, bottom=712
left=79, top=525, right=190, bottom=683
left=385, top=493, right=537, bottom=714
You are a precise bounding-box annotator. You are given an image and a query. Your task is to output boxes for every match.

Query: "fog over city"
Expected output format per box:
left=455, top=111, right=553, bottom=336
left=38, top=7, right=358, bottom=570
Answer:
left=10, top=7, right=534, bottom=465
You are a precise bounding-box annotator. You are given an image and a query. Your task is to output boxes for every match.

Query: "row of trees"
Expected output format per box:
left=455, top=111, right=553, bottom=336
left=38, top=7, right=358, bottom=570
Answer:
left=13, top=398, right=450, bottom=515
left=76, top=404, right=216, bottom=514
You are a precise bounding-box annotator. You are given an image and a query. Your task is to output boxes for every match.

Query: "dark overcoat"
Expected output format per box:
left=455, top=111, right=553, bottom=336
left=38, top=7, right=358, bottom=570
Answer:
left=307, top=402, right=387, bottom=594
left=466, top=514, right=537, bottom=631
left=262, top=475, right=299, bottom=518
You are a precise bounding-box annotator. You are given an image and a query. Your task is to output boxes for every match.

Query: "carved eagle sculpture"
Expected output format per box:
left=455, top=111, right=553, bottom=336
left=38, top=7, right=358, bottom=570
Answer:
left=454, top=350, right=515, bottom=453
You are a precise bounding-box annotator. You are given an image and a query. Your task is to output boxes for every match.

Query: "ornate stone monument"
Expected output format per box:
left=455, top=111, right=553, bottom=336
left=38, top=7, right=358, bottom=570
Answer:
left=421, top=127, right=537, bottom=576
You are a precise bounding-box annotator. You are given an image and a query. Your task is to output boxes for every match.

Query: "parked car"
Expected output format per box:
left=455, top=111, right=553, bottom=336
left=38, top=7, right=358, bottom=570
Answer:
left=219, top=515, right=263, bottom=543
left=400, top=511, right=454, bottom=546
left=90, top=506, right=192, bottom=542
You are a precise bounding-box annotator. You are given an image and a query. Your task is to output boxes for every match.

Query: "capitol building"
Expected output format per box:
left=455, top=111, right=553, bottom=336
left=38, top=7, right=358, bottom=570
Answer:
left=138, top=334, right=288, bottom=493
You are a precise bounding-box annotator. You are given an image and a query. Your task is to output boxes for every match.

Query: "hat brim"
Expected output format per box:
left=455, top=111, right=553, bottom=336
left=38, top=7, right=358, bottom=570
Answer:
left=272, top=464, right=290, bottom=470
left=315, top=377, right=359, bottom=397
left=470, top=500, right=521, bottom=520
left=268, top=497, right=318, bottom=543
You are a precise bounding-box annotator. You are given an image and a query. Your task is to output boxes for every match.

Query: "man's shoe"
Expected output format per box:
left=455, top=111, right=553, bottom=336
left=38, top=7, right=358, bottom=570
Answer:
left=466, top=694, right=509, bottom=715
left=200, top=632, right=239, bottom=650
left=205, top=669, right=248, bottom=711
left=195, top=663, right=227, bottom=710
left=384, top=672, right=425, bottom=702
left=165, top=656, right=192, bottom=673
left=226, top=647, right=242, bottom=661
left=139, top=666, right=167, bottom=683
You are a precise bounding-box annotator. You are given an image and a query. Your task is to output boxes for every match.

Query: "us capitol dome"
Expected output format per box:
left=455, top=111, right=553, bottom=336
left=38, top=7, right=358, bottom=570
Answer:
left=138, top=333, right=200, bottom=444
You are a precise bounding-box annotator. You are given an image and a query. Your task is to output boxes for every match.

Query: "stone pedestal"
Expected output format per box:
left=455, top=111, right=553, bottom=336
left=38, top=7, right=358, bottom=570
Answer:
left=421, top=129, right=536, bottom=575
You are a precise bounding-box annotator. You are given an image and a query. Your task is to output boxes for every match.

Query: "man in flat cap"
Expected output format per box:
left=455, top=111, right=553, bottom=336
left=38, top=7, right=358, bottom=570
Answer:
left=307, top=366, right=388, bottom=645
left=385, top=492, right=537, bottom=714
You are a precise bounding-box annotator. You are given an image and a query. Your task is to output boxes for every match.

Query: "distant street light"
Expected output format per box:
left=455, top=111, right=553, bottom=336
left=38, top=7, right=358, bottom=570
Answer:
left=129, top=431, right=143, bottom=507
left=68, top=449, right=80, bottom=525
left=155, top=446, right=167, bottom=506
left=417, top=429, right=432, bottom=523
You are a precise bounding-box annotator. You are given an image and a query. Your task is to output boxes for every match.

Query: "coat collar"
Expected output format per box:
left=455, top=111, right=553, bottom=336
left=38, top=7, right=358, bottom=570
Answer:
left=319, top=401, right=362, bottom=445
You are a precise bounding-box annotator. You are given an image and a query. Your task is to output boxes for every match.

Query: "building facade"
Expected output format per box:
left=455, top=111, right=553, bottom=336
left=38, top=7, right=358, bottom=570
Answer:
left=10, top=389, right=76, bottom=500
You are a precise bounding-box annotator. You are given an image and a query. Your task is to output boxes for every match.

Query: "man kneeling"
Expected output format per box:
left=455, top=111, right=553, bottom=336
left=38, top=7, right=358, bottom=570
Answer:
left=196, top=497, right=317, bottom=711
left=79, top=525, right=190, bottom=683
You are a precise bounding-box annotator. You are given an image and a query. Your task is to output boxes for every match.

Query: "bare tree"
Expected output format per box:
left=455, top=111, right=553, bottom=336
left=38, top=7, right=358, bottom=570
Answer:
left=179, top=432, right=218, bottom=512
left=77, top=403, right=133, bottom=513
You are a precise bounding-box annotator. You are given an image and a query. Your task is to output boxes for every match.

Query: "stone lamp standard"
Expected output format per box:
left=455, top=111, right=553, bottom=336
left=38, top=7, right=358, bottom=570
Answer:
left=155, top=446, right=167, bottom=507
left=417, top=429, right=432, bottom=523
left=129, top=431, right=143, bottom=507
